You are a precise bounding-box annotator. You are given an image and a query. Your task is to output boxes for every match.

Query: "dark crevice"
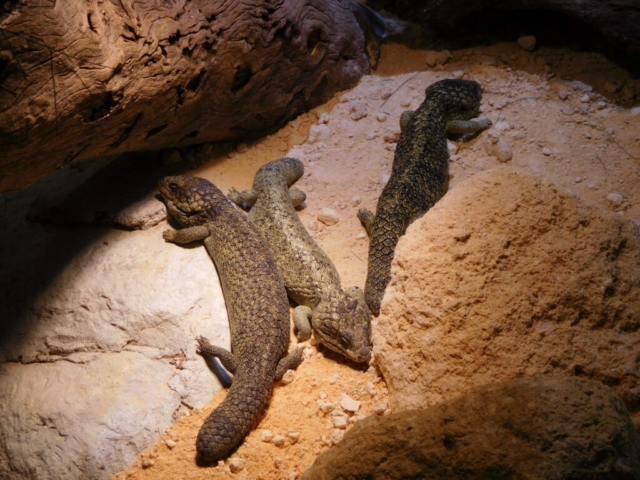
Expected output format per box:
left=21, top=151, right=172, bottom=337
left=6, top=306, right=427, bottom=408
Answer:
left=307, top=27, right=323, bottom=53
left=88, top=91, right=123, bottom=122
left=231, top=64, right=252, bottom=93
left=255, top=113, right=264, bottom=122
left=186, top=70, right=206, bottom=92
left=87, top=13, right=97, bottom=33
left=123, top=24, right=139, bottom=41
left=109, top=112, right=143, bottom=149
left=168, top=31, right=181, bottom=45
left=175, top=85, right=185, bottom=105
left=145, top=123, right=168, bottom=139
left=180, top=130, right=199, bottom=141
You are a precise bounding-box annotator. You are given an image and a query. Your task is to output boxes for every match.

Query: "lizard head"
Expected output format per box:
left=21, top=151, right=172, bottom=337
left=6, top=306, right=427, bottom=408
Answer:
left=315, top=287, right=372, bottom=363
left=159, top=175, right=223, bottom=226
left=426, top=78, right=484, bottom=120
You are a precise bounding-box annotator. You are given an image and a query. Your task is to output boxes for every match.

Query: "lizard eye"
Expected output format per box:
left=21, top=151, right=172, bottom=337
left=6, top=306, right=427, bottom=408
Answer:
left=169, top=183, right=179, bottom=193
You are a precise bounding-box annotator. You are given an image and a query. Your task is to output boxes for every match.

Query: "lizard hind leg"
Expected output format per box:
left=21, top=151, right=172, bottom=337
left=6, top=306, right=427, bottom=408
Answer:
left=292, top=305, right=313, bottom=341
left=274, top=347, right=304, bottom=381
left=196, top=336, right=238, bottom=374
left=357, top=208, right=375, bottom=237
left=228, top=187, right=258, bottom=210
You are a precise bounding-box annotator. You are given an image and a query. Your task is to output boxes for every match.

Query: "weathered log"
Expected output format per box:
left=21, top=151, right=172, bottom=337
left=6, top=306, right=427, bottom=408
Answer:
left=393, top=0, right=640, bottom=60
left=0, top=0, right=368, bottom=192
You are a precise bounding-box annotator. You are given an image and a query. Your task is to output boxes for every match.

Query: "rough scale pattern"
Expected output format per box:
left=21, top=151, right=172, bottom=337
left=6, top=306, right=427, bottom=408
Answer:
left=228, top=158, right=372, bottom=363
left=159, top=175, right=302, bottom=464
left=358, top=79, right=492, bottom=315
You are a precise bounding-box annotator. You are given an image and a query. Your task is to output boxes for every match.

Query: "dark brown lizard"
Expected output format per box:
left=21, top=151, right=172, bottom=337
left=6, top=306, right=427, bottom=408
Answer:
left=358, top=79, right=492, bottom=315
left=159, top=175, right=302, bottom=464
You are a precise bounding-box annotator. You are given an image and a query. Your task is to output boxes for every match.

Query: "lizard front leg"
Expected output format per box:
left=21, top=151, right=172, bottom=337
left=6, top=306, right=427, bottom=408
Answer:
left=292, top=305, right=313, bottom=341
left=163, top=225, right=209, bottom=244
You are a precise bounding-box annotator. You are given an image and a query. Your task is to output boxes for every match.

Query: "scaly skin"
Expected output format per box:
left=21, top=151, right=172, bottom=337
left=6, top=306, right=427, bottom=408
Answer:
left=159, top=175, right=303, bottom=464
left=228, top=158, right=372, bottom=363
left=358, top=79, right=492, bottom=315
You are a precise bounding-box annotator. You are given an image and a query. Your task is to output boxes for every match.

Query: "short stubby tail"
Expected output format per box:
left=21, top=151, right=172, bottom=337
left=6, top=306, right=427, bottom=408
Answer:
left=254, top=157, right=304, bottom=190
left=196, top=378, right=271, bottom=464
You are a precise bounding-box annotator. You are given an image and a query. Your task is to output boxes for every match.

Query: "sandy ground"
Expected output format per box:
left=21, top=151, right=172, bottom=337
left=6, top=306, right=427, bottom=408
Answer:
left=112, top=31, right=640, bottom=480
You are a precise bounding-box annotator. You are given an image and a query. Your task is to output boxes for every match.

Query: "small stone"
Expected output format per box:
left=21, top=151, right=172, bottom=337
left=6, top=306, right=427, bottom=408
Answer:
left=165, top=439, right=176, bottom=450
left=318, top=112, right=331, bottom=124
left=567, top=80, right=592, bottom=92
left=580, top=93, right=591, bottom=103
left=542, top=147, right=552, bottom=156
left=351, top=196, right=361, bottom=207
left=380, top=172, right=391, bottom=184
left=424, top=49, right=451, bottom=67
left=332, top=415, right=348, bottom=429
left=595, top=101, right=607, bottom=110
left=229, top=457, right=247, bottom=473
left=308, top=124, right=331, bottom=144
left=495, top=139, right=513, bottom=162
left=287, top=431, right=300, bottom=444
left=319, top=391, right=327, bottom=400
left=308, top=220, right=319, bottom=232
left=261, top=430, right=274, bottom=442
left=340, top=393, right=361, bottom=413
left=331, top=429, right=345, bottom=445
left=317, top=400, right=336, bottom=414
left=561, top=104, right=575, bottom=115
left=630, top=107, right=640, bottom=116
left=356, top=232, right=367, bottom=240
left=236, top=142, right=249, bottom=154
left=372, top=402, right=388, bottom=415
left=349, top=102, right=368, bottom=121
left=603, top=80, right=621, bottom=93
left=365, top=382, right=376, bottom=396
left=288, top=471, right=300, bottom=480
left=141, top=458, right=155, bottom=469
left=318, top=208, right=340, bottom=226
left=517, top=35, right=536, bottom=51
left=272, top=435, right=287, bottom=447
left=329, top=373, right=341, bottom=385
left=274, top=457, right=283, bottom=469
left=451, top=70, right=464, bottom=79
left=606, top=192, right=624, bottom=207
left=376, top=112, right=388, bottom=122
left=494, top=121, right=511, bottom=132
left=383, top=130, right=400, bottom=143
left=281, top=369, right=295, bottom=384
left=447, top=140, right=459, bottom=155
left=558, top=90, right=569, bottom=100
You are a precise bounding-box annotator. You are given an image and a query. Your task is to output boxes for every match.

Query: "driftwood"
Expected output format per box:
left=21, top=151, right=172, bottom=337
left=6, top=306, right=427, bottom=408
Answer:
left=0, top=0, right=368, bottom=192
left=393, top=0, right=640, bottom=60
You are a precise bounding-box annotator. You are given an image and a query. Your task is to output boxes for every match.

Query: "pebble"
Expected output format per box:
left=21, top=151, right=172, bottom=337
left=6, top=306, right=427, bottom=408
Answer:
left=329, top=373, right=341, bottom=384
left=308, top=220, right=319, bottom=232
left=542, top=147, right=552, bottom=156
left=165, top=439, right=176, bottom=450
left=383, top=130, right=400, bottom=143
left=566, top=80, right=592, bottom=92
left=317, top=400, right=336, bottom=414
left=287, top=431, right=300, bottom=444
left=558, top=90, right=569, bottom=100
left=380, top=172, right=391, bottom=184
left=317, top=208, right=340, bottom=225
left=493, top=121, right=511, bottom=132
left=236, top=142, right=249, bottom=154
left=288, top=471, right=300, bottom=480
left=351, top=196, right=361, bottom=207
left=229, top=457, right=247, bottom=473
left=331, top=429, right=345, bottom=445
left=494, top=139, right=513, bottom=162
left=141, top=458, right=155, bottom=469
left=517, top=35, right=536, bottom=51
left=560, top=104, right=575, bottom=116
left=319, top=391, right=327, bottom=400
left=332, top=415, right=348, bottom=429
left=272, top=435, right=287, bottom=447
left=630, top=107, right=640, bottom=116
left=365, top=381, right=376, bottom=396
left=274, top=457, right=283, bottom=469
left=308, top=124, right=332, bottom=144
left=451, top=70, right=464, bottom=79
left=424, top=49, right=451, bottom=67
left=349, top=102, right=368, bottom=121
left=356, top=232, right=367, bottom=240
left=580, top=93, right=590, bottom=103
left=372, top=402, right=388, bottom=415
left=447, top=140, right=459, bottom=155
left=595, top=101, right=607, bottom=110
left=340, top=393, right=361, bottom=413
left=281, top=369, right=295, bottom=385
left=376, top=112, right=388, bottom=122
left=261, top=430, right=274, bottom=442
left=318, top=112, right=331, bottom=124
left=606, top=192, right=624, bottom=207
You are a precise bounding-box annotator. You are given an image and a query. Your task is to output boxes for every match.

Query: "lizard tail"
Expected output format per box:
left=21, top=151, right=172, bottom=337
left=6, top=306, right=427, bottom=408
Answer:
left=196, top=376, right=271, bottom=464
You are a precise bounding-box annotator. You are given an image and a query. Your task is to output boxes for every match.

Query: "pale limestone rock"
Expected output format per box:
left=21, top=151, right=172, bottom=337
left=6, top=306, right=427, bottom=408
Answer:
left=303, top=376, right=640, bottom=479
left=374, top=166, right=640, bottom=423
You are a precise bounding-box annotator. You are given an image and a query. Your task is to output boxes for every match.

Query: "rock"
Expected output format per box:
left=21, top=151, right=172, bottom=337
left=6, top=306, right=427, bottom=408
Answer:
left=332, top=415, right=348, bottom=429
left=287, top=431, right=300, bottom=444
left=272, top=435, right=287, bottom=447
left=165, top=439, right=177, bottom=450
left=261, top=430, right=274, bottom=442
left=424, top=50, right=451, bottom=67
left=517, top=35, right=536, bottom=51
left=302, top=375, right=640, bottom=479
left=228, top=457, right=247, bottom=473
left=317, top=208, right=340, bottom=225
left=331, top=429, right=345, bottom=445
left=374, top=166, right=640, bottom=420
left=349, top=102, right=368, bottom=121
left=308, top=124, right=332, bottom=144
left=0, top=181, right=232, bottom=478
left=606, top=192, right=625, bottom=207
left=371, top=402, right=388, bottom=415
left=567, top=80, right=593, bottom=92
left=630, top=107, right=640, bottom=116
left=340, top=393, right=361, bottom=413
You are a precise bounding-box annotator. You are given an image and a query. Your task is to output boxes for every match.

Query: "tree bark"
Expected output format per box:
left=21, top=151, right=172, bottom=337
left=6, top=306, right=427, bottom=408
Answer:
left=0, top=0, right=368, bottom=192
